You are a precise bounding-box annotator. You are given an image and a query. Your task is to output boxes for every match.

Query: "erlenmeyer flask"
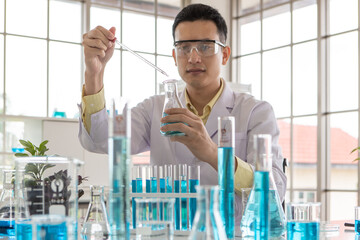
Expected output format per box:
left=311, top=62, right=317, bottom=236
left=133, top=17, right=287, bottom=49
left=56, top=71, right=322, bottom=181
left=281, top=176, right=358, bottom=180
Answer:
left=189, top=185, right=227, bottom=240
left=0, top=170, right=15, bottom=236
left=160, top=79, right=185, bottom=136
left=81, top=185, right=110, bottom=239
left=240, top=134, right=286, bottom=238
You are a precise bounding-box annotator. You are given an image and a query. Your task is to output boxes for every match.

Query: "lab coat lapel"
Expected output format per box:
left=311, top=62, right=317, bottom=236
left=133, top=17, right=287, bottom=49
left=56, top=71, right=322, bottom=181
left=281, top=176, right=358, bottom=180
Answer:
left=205, top=81, right=235, bottom=139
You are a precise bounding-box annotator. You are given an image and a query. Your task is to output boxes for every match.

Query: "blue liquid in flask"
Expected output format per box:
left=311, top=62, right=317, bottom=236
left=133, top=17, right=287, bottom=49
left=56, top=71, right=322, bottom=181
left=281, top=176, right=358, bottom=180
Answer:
left=218, top=146, right=234, bottom=239
left=356, top=220, right=360, bottom=235
left=160, top=113, right=185, bottom=136
left=0, top=220, right=15, bottom=236
left=287, top=221, right=319, bottom=240
left=189, top=179, right=199, bottom=229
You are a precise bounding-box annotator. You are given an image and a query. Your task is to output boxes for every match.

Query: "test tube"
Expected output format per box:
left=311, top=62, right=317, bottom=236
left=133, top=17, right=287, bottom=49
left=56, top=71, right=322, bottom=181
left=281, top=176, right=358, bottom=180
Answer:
left=180, top=164, right=188, bottom=230
left=146, top=166, right=151, bottom=193
left=131, top=166, right=138, bottom=228
left=173, top=164, right=180, bottom=230
left=188, top=165, right=200, bottom=229
left=151, top=165, right=158, bottom=222
left=165, top=165, right=173, bottom=193
left=159, top=166, right=165, bottom=220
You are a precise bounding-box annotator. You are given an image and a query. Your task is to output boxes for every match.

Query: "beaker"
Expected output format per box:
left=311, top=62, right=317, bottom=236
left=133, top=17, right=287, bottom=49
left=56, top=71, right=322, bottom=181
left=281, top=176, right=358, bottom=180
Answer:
left=0, top=170, right=15, bottom=236
left=188, top=185, right=226, bottom=240
left=14, top=156, right=83, bottom=240
left=81, top=185, right=110, bottom=239
left=160, top=79, right=185, bottom=136
left=240, top=134, right=286, bottom=238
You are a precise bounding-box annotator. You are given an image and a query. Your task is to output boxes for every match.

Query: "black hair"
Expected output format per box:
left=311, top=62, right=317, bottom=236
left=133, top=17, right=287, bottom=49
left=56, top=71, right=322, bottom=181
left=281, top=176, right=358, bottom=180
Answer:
left=172, top=4, right=228, bottom=43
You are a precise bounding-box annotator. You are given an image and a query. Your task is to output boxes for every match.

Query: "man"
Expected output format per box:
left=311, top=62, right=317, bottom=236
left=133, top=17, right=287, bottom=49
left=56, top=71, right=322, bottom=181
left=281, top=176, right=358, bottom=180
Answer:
left=79, top=3, right=286, bottom=224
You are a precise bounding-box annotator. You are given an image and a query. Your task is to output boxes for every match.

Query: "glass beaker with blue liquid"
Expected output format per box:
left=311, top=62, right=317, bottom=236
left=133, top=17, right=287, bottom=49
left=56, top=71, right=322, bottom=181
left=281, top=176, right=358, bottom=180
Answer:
left=240, top=134, right=286, bottom=239
left=0, top=170, right=16, bottom=236
left=160, top=79, right=185, bottom=136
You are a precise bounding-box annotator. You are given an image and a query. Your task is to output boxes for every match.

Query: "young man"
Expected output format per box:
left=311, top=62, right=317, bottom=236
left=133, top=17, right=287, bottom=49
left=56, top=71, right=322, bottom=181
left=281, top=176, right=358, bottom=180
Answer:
left=79, top=4, right=286, bottom=223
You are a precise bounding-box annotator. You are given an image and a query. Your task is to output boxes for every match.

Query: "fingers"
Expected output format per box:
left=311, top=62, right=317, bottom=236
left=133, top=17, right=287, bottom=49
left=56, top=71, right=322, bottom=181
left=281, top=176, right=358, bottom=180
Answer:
left=164, top=108, right=198, bottom=120
left=82, top=26, right=115, bottom=51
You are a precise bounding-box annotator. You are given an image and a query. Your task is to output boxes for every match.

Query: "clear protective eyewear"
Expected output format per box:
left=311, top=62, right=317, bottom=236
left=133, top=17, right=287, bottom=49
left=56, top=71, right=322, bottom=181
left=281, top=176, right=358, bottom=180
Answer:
left=174, top=39, right=225, bottom=57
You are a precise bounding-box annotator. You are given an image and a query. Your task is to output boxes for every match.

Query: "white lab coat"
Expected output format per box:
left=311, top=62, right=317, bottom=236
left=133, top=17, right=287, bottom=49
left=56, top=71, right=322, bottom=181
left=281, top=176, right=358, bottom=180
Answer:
left=78, top=81, right=287, bottom=224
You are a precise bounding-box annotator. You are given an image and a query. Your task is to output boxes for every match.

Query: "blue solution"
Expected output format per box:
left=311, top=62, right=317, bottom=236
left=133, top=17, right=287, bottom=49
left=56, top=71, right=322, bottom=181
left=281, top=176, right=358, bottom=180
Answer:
left=166, top=176, right=172, bottom=193
left=253, top=171, right=269, bottom=240
left=132, top=179, right=137, bottom=229
left=108, top=136, right=130, bottom=239
left=11, top=148, right=25, bottom=153
left=181, top=178, right=187, bottom=230
left=160, top=113, right=185, bottom=136
left=218, top=147, right=234, bottom=239
left=356, top=220, right=360, bottom=235
left=16, top=221, right=33, bottom=240
left=146, top=179, right=151, bottom=193
left=0, top=220, right=15, bottom=236
left=151, top=177, right=158, bottom=222
left=189, top=179, right=199, bottom=229
left=160, top=178, right=165, bottom=220
left=287, top=221, right=319, bottom=240
left=16, top=219, right=69, bottom=240
left=174, top=180, right=180, bottom=230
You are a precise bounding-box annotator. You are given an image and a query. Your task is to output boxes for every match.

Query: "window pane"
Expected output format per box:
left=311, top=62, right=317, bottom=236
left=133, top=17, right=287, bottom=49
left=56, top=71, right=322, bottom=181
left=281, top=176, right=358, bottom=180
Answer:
left=0, top=120, right=3, bottom=152
left=104, top=49, right=121, bottom=106
left=158, top=0, right=181, bottom=18
left=263, top=0, right=289, bottom=9
left=238, top=0, right=260, bottom=16
left=239, top=54, right=261, bottom=99
left=124, top=0, right=154, bottom=14
left=293, top=116, right=317, bottom=189
left=329, top=192, right=357, bottom=220
left=263, top=5, right=290, bottom=50
left=329, top=32, right=358, bottom=112
left=123, top=12, right=155, bottom=53
left=157, top=17, right=173, bottom=56
left=263, top=47, right=290, bottom=117
left=293, top=0, right=317, bottom=43
left=49, top=0, right=81, bottom=43
left=157, top=55, right=180, bottom=92
left=0, top=0, right=4, bottom=33
left=278, top=119, right=290, bottom=188
left=90, top=5, right=121, bottom=41
left=0, top=35, right=3, bottom=114
left=293, top=41, right=317, bottom=116
left=7, top=0, right=47, bottom=38
left=49, top=42, right=81, bottom=119
left=330, top=112, right=358, bottom=190
left=329, top=0, right=358, bottom=34
left=5, top=121, right=24, bottom=152
left=239, top=14, right=260, bottom=55
left=293, top=190, right=317, bottom=202
left=6, top=36, right=47, bottom=116
left=122, top=52, right=155, bottom=105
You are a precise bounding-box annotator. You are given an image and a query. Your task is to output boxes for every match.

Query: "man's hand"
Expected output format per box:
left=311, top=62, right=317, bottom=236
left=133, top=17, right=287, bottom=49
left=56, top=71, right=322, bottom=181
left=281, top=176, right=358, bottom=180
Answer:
left=82, top=26, right=116, bottom=95
left=160, top=108, right=218, bottom=171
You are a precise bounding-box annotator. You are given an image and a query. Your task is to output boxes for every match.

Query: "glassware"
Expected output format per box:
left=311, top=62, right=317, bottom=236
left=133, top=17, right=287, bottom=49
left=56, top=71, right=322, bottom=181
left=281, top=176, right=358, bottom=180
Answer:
left=165, top=165, right=172, bottom=193
left=218, top=116, right=235, bottom=239
left=188, top=165, right=200, bottom=229
left=160, top=79, right=185, bottom=137
left=108, top=98, right=131, bottom=239
left=188, top=185, right=226, bottom=240
left=356, top=206, right=360, bottom=235
left=173, top=165, right=180, bottom=230
left=145, top=166, right=151, bottom=194
left=287, top=202, right=321, bottom=240
left=81, top=185, right=110, bottom=239
left=135, top=198, right=174, bottom=240
left=241, top=134, right=286, bottom=239
left=0, top=170, right=15, bottom=236
left=179, top=164, right=187, bottom=230
left=15, top=156, right=83, bottom=240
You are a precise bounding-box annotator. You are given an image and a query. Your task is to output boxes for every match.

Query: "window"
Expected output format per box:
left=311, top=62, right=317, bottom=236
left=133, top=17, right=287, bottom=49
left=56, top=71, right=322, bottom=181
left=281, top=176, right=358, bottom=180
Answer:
left=233, top=0, right=359, bottom=220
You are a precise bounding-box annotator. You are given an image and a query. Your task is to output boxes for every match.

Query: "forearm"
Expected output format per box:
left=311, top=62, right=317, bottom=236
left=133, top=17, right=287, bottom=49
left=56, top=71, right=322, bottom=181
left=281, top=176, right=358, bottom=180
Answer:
left=84, top=69, right=104, bottom=96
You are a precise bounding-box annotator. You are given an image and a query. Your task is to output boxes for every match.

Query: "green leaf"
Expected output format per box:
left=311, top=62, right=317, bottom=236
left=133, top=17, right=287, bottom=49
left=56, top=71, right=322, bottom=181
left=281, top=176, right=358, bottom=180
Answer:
left=25, top=163, right=39, bottom=176
left=15, top=153, right=29, bottom=157
left=39, top=164, right=55, bottom=176
left=352, top=158, right=360, bottom=162
left=24, top=147, right=36, bottom=156
left=351, top=146, right=360, bottom=154
left=19, top=139, right=33, bottom=149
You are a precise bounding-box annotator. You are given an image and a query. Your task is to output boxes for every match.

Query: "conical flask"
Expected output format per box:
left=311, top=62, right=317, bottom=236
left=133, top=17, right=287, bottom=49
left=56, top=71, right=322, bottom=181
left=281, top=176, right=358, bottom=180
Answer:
left=0, top=170, right=15, bottom=236
left=160, top=79, right=185, bottom=136
left=240, top=134, right=286, bottom=239
left=81, top=185, right=110, bottom=239
left=188, top=185, right=227, bottom=240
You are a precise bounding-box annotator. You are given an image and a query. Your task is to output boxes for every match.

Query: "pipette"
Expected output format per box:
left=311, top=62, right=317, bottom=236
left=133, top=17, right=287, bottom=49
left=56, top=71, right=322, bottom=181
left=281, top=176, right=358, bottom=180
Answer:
left=113, top=39, right=170, bottom=77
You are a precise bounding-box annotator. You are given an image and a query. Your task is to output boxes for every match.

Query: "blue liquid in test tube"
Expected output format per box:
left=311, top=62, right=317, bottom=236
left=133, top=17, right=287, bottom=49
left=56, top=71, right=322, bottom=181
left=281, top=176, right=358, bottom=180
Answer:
left=132, top=178, right=136, bottom=229
left=146, top=166, right=151, bottom=193
left=189, top=179, right=199, bottom=228
left=174, top=165, right=180, bottom=230
left=151, top=166, right=158, bottom=223
left=180, top=164, right=188, bottom=230
left=159, top=166, right=165, bottom=221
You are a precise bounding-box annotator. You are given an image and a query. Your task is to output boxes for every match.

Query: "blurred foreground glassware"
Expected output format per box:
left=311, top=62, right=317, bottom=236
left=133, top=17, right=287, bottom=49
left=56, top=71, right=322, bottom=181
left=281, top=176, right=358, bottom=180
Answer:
left=108, top=98, right=131, bottom=239
left=0, top=170, right=15, bottom=236
left=15, top=156, right=83, bottom=240
left=160, top=79, right=185, bottom=136
left=81, top=185, right=110, bottom=239
left=135, top=198, right=174, bottom=240
left=356, top=206, right=360, bottom=235
left=188, top=185, right=226, bottom=240
left=240, top=134, right=286, bottom=238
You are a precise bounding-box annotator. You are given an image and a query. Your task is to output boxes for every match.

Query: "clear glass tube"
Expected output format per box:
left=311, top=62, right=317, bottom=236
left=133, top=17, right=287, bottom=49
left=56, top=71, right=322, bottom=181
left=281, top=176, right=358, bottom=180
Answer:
left=165, top=165, right=172, bottom=193
left=173, top=165, right=180, bottom=230
left=81, top=185, right=110, bottom=239
left=217, top=116, right=235, bottom=239
left=189, top=185, right=226, bottom=240
left=179, top=164, right=187, bottom=230
left=188, top=165, right=200, bottom=229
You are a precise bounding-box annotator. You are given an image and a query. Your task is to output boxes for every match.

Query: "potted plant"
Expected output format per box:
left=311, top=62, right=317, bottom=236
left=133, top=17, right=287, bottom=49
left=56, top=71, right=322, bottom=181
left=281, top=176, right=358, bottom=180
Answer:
left=15, top=139, right=87, bottom=215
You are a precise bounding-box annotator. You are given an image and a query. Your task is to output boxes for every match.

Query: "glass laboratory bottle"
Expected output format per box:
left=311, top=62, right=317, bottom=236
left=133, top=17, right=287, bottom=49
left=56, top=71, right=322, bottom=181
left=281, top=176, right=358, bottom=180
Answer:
left=108, top=98, right=131, bottom=239
left=218, top=116, right=235, bottom=239
left=0, top=170, right=15, bottom=236
left=160, top=79, right=185, bottom=136
left=81, top=185, right=110, bottom=239
left=241, top=134, right=286, bottom=239
left=188, top=185, right=226, bottom=240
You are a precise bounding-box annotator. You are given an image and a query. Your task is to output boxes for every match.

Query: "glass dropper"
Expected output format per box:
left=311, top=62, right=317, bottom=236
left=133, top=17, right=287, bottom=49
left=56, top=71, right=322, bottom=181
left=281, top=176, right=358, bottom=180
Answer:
left=114, top=39, right=170, bottom=77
